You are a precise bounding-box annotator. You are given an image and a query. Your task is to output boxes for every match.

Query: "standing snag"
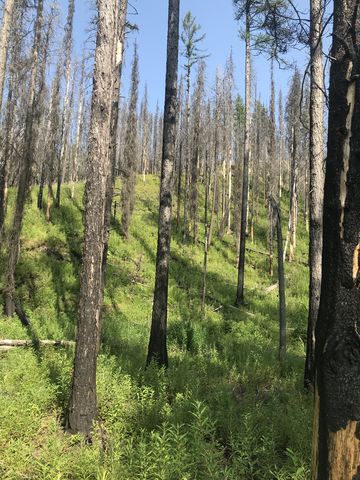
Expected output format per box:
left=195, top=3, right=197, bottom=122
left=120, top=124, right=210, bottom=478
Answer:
left=67, top=0, right=118, bottom=437
left=121, top=43, right=139, bottom=240
left=312, top=0, right=360, bottom=476
left=147, top=0, right=180, bottom=368
left=3, top=0, right=44, bottom=317
left=234, top=0, right=251, bottom=307
left=304, top=0, right=325, bottom=391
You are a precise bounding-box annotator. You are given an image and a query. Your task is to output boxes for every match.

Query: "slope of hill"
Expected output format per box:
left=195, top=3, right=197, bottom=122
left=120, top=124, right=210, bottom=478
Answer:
left=0, top=177, right=312, bottom=479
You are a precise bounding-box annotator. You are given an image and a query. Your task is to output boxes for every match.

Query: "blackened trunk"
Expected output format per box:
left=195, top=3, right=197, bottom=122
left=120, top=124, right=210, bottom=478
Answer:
left=3, top=0, right=44, bottom=316
left=147, top=0, right=180, bottom=367
left=0, top=0, right=15, bottom=114
left=312, top=0, right=360, bottom=476
left=202, top=151, right=210, bottom=310
left=67, top=0, right=117, bottom=436
left=235, top=3, right=251, bottom=307
left=0, top=70, right=15, bottom=234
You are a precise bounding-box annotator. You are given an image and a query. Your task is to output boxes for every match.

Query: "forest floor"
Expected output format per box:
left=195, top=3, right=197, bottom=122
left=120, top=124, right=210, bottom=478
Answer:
left=0, top=176, right=312, bottom=479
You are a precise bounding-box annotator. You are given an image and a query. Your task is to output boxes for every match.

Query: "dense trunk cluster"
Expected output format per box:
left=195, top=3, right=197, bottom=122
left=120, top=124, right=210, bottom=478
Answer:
left=0, top=2, right=359, bottom=475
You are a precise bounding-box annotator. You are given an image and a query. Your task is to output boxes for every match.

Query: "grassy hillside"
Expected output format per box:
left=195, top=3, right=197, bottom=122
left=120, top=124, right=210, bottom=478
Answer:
left=0, top=176, right=312, bottom=479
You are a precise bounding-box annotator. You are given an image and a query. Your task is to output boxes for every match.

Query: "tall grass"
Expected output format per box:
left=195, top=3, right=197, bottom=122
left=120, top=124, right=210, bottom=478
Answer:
left=0, top=177, right=312, bottom=479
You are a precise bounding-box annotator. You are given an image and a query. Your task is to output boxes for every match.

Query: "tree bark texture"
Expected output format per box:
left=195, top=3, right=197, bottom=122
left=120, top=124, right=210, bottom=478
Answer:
left=312, top=1, right=360, bottom=477
left=3, top=0, right=44, bottom=317
left=0, top=0, right=15, bottom=115
left=270, top=196, right=286, bottom=365
left=304, top=0, right=325, bottom=390
left=147, top=0, right=180, bottom=367
left=235, top=2, right=251, bottom=307
left=55, top=0, right=75, bottom=207
left=67, top=0, right=117, bottom=436
left=102, top=0, right=127, bottom=292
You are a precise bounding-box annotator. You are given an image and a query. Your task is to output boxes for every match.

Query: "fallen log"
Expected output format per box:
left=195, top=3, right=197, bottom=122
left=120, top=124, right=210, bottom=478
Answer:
left=0, top=339, right=75, bottom=349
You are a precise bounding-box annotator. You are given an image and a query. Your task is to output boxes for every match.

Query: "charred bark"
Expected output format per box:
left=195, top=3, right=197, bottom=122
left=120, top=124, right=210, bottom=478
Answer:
left=147, top=0, right=180, bottom=368
left=3, top=0, right=44, bottom=317
left=312, top=1, right=360, bottom=476
left=235, top=2, right=251, bottom=307
left=67, top=0, right=117, bottom=437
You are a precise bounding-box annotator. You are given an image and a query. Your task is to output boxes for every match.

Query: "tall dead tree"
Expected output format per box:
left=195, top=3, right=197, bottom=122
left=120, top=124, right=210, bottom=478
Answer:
left=121, top=43, right=139, bottom=240
left=3, top=0, right=44, bottom=316
left=267, top=60, right=276, bottom=277
left=180, top=11, right=207, bottom=241
left=189, top=60, right=205, bottom=243
left=312, top=0, right=360, bottom=476
left=70, top=55, right=86, bottom=199
left=234, top=0, right=251, bottom=307
left=55, top=0, right=75, bottom=207
left=45, top=64, right=61, bottom=222
left=147, top=0, right=180, bottom=368
left=102, top=0, right=128, bottom=291
left=233, top=94, right=245, bottom=253
left=284, top=68, right=301, bottom=262
left=0, top=1, right=26, bottom=234
left=140, top=84, right=150, bottom=182
left=36, top=5, right=57, bottom=211
left=67, top=0, right=117, bottom=437
left=278, top=90, right=284, bottom=199
left=0, top=0, right=15, bottom=115
left=304, top=0, right=325, bottom=391
left=270, top=196, right=286, bottom=366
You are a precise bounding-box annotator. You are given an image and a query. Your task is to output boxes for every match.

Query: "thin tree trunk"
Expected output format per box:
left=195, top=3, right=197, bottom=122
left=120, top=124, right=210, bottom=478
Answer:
left=0, top=0, right=15, bottom=115
left=147, top=0, right=180, bottom=367
left=37, top=164, right=45, bottom=210
left=202, top=151, right=210, bottom=310
left=45, top=67, right=61, bottom=222
left=235, top=2, right=251, bottom=307
left=270, top=196, right=286, bottom=367
left=70, top=58, right=85, bottom=199
left=67, top=0, right=117, bottom=436
left=304, top=0, right=325, bottom=391
left=268, top=200, right=274, bottom=276
left=176, top=140, right=182, bottom=228
left=269, top=196, right=286, bottom=366
left=182, top=69, right=191, bottom=242
left=0, top=69, right=15, bottom=233
left=208, top=158, right=218, bottom=247
left=284, top=126, right=298, bottom=262
left=3, top=0, right=44, bottom=316
left=55, top=0, right=75, bottom=207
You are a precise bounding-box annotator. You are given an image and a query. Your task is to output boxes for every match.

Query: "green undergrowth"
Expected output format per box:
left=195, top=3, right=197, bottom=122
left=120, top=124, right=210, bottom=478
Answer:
left=0, top=176, right=312, bottom=479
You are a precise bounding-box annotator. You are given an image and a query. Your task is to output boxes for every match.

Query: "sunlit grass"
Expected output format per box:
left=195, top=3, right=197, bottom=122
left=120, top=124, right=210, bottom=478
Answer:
left=0, top=176, right=312, bottom=479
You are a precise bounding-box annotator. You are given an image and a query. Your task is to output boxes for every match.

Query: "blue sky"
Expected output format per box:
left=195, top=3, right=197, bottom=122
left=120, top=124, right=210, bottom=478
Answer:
left=61, top=0, right=323, bottom=113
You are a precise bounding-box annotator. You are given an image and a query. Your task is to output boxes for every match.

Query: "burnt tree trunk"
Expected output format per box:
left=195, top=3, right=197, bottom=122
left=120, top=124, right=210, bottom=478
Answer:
left=235, top=1, right=251, bottom=307
left=67, top=0, right=117, bottom=437
left=312, top=1, right=360, bottom=477
left=3, top=0, right=44, bottom=317
left=147, top=0, right=180, bottom=367
left=202, top=151, right=210, bottom=310
left=55, top=0, right=75, bottom=208
left=102, top=0, right=127, bottom=291
left=304, top=0, right=325, bottom=391
left=0, top=0, right=15, bottom=114
left=0, top=69, right=15, bottom=234
left=270, top=196, right=286, bottom=366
